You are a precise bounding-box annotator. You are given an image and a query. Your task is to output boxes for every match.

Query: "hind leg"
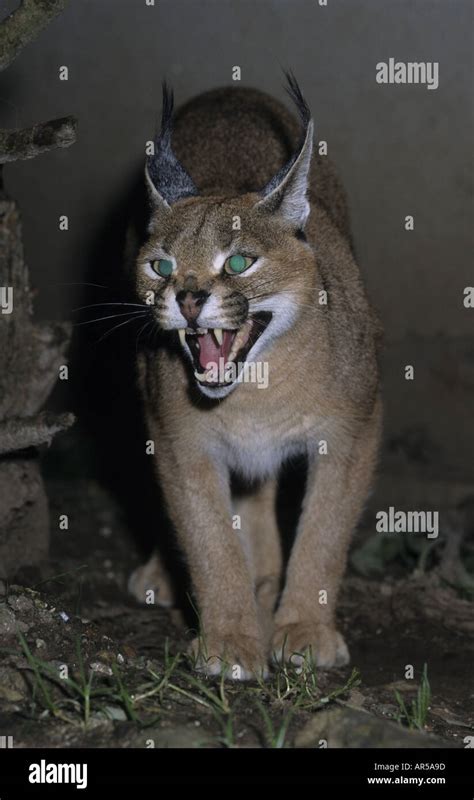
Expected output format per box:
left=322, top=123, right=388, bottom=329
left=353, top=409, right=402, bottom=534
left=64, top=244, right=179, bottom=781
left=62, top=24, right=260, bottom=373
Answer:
left=128, top=551, right=176, bottom=608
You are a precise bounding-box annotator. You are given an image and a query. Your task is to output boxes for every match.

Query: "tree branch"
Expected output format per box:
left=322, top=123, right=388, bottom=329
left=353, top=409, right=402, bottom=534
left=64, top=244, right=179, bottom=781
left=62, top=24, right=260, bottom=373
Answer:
left=0, top=116, right=77, bottom=164
left=0, top=0, right=69, bottom=72
left=0, top=412, right=75, bottom=456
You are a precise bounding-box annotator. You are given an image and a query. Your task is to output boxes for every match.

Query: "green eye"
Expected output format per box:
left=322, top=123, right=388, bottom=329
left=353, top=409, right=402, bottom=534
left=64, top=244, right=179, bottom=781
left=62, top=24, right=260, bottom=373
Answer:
left=225, top=254, right=255, bottom=274
left=153, top=258, right=173, bottom=277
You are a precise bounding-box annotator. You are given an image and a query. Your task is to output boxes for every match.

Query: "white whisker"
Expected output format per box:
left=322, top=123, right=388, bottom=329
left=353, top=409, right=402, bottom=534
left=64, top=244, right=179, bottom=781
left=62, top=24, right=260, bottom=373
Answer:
left=74, top=310, right=148, bottom=327
left=97, top=314, right=148, bottom=343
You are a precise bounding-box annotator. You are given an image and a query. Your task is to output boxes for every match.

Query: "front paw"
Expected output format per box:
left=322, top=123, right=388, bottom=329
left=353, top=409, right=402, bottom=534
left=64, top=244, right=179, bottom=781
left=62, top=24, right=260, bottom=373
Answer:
left=189, top=632, right=268, bottom=681
left=271, top=622, right=350, bottom=668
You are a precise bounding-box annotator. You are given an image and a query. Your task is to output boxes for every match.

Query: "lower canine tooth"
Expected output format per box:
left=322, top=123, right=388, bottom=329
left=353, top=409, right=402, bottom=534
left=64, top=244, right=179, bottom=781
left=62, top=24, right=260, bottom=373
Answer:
left=214, top=328, right=223, bottom=346
left=228, top=320, right=252, bottom=362
left=178, top=329, right=186, bottom=347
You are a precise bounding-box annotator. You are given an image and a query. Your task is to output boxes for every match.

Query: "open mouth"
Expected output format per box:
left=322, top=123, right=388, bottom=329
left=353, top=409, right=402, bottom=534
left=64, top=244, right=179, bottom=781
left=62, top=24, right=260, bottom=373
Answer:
left=177, top=311, right=272, bottom=388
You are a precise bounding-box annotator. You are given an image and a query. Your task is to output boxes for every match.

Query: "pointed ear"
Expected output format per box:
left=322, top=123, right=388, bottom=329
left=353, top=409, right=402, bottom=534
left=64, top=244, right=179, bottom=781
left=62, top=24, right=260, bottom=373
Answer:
left=255, top=73, right=313, bottom=228
left=146, top=82, right=198, bottom=210
left=144, top=163, right=169, bottom=214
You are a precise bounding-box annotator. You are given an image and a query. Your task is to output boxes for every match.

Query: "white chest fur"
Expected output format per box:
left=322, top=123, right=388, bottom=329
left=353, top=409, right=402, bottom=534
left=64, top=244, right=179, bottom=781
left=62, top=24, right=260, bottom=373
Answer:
left=212, top=412, right=318, bottom=481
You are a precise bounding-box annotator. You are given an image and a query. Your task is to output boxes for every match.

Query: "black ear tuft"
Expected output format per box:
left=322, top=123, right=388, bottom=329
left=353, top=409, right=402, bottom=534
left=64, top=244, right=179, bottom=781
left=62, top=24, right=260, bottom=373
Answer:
left=256, top=72, right=314, bottom=227
left=158, top=80, right=174, bottom=148
left=146, top=82, right=198, bottom=206
left=283, top=70, right=311, bottom=129
left=260, top=72, right=313, bottom=201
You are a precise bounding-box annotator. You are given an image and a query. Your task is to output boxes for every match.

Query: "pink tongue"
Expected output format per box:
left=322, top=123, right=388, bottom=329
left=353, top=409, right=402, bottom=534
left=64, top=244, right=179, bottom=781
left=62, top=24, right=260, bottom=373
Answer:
left=198, top=330, right=234, bottom=370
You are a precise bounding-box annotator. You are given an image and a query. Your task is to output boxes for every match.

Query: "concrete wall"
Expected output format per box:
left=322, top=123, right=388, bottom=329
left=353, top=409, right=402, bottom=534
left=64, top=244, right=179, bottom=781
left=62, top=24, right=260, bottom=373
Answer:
left=1, top=0, right=472, bottom=336
left=1, top=0, right=473, bottom=482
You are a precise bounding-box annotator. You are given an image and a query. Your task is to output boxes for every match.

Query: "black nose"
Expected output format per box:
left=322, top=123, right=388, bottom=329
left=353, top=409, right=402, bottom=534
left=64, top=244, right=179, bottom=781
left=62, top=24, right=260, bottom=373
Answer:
left=176, top=289, right=209, bottom=324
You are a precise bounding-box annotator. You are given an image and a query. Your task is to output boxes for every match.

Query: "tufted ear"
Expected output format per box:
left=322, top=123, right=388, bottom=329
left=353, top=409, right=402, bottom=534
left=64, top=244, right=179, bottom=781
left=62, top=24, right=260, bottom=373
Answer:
left=145, top=82, right=198, bottom=211
left=255, top=73, right=314, bottom=228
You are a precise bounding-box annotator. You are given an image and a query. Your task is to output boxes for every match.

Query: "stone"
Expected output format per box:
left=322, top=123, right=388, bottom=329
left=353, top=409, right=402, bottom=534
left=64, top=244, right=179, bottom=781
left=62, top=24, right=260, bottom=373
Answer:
left=0, top=461, right=49, bottom=579
left=293, top=706, right=448, bottom=748
left=0, top=665, right=27, bottom=704
left=7, top=594, right=34, bottom=613
left=0, top=604, right=29, bottom=635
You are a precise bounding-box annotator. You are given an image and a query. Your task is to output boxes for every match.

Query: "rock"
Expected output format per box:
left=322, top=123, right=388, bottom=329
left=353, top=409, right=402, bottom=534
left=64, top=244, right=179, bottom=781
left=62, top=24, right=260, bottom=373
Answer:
left=0, top=665, right=27, bottom=704
left=38, top=609, right=54, bottom=625
left=0, top=461, right=49, bottom=578
left=89, top=661, right=113, bottom=677
left=0, top=194, right=74, bottom=578
left=345, top=689, right=367, bottom=709
left=7, top=594, right=34, bottom=613
left=120, top=724, right=215, bottom=748
left=293, top=706, right=449, bottom=748
left=0, top=604, right=29, bottom=635
left=96, top=705, right=127, bottom=721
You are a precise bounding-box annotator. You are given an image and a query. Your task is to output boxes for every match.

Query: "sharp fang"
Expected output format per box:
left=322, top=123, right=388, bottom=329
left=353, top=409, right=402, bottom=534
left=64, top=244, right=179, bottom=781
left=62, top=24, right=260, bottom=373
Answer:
left=214, top=328, right=223, bottom=346
left=228, top=320, right=252, bottom=362
left=178, top=329, right=186, bottom=347
left=194, top=370, right=209, bottom=382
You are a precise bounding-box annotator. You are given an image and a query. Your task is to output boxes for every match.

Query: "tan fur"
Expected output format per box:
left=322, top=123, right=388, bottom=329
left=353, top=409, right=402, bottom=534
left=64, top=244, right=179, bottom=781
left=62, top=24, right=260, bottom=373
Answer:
left=129, top=87, right=382, bottom=679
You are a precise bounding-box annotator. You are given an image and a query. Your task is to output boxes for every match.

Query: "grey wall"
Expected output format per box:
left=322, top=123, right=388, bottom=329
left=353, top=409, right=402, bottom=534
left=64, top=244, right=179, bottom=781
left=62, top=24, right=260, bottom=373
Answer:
left=1, top=0, right=472, bottom=341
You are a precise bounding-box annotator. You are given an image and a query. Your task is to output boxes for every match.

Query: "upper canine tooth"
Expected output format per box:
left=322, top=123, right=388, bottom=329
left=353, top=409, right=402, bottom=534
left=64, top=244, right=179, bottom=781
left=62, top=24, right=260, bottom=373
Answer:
left=214, top=328, right=223, bottom=346
left=178, top=329, right=186, bottom=347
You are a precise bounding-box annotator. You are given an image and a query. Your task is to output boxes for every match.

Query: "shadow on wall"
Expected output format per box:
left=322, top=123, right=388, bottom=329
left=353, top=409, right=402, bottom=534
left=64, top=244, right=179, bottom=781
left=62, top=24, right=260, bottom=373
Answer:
left=55, top=174, right=191, bottom=603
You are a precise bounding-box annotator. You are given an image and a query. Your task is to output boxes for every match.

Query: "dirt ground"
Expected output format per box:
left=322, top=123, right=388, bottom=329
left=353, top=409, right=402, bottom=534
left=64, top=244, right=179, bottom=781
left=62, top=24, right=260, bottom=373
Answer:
left=1, top=456, right=473, bottom=749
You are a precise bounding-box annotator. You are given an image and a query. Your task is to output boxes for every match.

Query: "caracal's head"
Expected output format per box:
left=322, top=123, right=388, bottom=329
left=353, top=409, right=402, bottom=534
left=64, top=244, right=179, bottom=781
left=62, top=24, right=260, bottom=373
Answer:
left=135, top=77, right=316, bottom=399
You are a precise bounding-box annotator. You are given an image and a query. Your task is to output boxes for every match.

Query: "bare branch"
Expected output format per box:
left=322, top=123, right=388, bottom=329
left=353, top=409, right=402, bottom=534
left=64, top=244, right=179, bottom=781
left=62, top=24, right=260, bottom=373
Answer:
left=0, top=0, right=69, bottom=72
left=0, top=116, right=77, bottom=164
left=0, top=411, right=75, bottom=456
